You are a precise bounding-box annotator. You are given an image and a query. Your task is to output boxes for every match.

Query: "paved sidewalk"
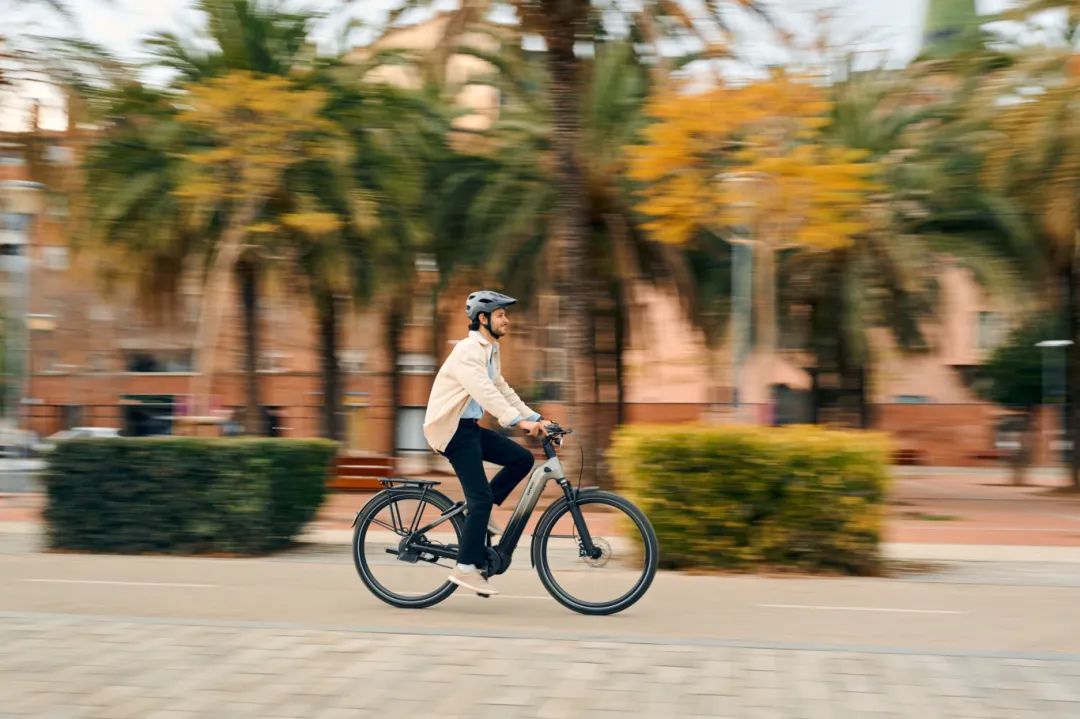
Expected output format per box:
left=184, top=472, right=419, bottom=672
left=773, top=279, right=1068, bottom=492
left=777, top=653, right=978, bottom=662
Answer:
left=2, top=611, right=1080, bottom=719
left=887, top=468, right=1080, bottom=547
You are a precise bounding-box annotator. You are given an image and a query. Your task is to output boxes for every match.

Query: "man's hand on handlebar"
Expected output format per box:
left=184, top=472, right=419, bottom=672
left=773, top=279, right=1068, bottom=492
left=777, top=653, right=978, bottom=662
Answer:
left=518, top=419, right=555, bottom=438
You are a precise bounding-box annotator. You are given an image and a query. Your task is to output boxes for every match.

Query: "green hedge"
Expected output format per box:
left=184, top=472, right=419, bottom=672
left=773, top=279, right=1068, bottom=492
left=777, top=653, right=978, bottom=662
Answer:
left=44, top=438, right=337, bottom=555
left=609, top=425, right=890, bottom=574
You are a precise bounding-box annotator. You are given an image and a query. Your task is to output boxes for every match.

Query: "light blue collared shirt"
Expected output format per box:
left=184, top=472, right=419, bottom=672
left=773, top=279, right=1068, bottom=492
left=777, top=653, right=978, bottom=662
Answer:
left=460, top=341, right=539, bottom=426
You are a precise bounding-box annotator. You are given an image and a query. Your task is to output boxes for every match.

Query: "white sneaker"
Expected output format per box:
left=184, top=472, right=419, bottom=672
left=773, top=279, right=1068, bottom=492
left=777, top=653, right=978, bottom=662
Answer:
left=447, top=566, right=498, bottom=596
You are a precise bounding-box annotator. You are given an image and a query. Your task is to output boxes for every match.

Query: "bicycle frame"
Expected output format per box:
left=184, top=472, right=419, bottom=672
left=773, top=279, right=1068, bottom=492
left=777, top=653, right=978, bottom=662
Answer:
left=381, top=432, right=600, bottom=574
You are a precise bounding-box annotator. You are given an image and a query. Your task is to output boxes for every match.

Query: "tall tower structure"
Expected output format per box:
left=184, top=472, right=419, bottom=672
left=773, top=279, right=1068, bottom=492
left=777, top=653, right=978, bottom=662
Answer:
left=920, top=0, right=980, bottom=60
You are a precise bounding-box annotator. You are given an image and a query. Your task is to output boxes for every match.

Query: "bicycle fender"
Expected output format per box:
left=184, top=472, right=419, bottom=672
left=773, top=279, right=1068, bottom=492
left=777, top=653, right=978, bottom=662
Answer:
left=528, top=487, right=601, bottom=567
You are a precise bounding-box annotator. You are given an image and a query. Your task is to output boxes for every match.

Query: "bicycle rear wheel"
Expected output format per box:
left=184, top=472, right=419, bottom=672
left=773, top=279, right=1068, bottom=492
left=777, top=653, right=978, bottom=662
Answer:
left=532, top=490, right=658, bottom=615
left=353, top=488, right=464, bottom=609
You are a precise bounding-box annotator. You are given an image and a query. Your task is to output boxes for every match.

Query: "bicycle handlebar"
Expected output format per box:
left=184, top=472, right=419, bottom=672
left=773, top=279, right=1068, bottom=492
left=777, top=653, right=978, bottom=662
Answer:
left=534, top=422, right=572, bottom=459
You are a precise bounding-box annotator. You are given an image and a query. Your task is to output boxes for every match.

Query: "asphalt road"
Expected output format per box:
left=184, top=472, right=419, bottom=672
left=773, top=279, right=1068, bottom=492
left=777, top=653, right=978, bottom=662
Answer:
left=3, top=543, right=1079, bottom=657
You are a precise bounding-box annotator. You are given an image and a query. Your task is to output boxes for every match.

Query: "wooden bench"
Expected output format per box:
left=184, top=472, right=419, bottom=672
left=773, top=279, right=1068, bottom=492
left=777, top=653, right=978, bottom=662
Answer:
left=891, top=448, right=925, bottom=466
left=328, top=454, right=396, bottom=491
left=969, top=449, right=1009, bottom=462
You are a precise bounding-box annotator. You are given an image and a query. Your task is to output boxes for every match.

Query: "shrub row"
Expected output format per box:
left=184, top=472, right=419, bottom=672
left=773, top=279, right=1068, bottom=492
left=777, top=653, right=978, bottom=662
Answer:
left=45, top=438, right=336, bottom=555
left=609, top=425, right=890, bottom=574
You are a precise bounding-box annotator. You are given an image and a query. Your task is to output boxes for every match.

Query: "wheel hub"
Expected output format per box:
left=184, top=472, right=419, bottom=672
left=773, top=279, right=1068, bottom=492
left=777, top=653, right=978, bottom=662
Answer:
left=582, top=537, right=612, bottom=567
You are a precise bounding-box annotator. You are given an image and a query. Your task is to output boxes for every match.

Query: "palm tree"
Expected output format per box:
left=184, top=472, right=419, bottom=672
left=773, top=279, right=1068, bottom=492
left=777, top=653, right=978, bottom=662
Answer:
left=772, top=51, right=1047, bottom=428
left=332, top=71, right=455, bottom=448
left=143, top=0, right=323, bottom=435
left=976, top=27, right=1080, bottom=486
left=86, top=0, right=429, bottom=441
left=426, top=36, right=725, bottom=480
left=374, top=0, right=766, bottom=474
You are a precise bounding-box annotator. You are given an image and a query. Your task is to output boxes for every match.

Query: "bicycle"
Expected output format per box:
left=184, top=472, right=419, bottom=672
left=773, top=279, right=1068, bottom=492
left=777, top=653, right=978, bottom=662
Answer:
left=351, top=423, right=659, bottom=615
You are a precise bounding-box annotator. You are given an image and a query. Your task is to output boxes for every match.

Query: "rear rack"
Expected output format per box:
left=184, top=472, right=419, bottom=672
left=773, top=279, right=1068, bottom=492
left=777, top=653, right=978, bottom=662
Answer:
left=376, top=477, right=442, bottom=488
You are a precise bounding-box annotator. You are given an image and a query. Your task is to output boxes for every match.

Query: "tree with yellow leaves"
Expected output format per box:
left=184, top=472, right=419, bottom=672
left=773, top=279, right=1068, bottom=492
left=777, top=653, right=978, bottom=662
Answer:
left=628, top=71, right=878, bottom=413
left=177, top=70, right=347, bottom=420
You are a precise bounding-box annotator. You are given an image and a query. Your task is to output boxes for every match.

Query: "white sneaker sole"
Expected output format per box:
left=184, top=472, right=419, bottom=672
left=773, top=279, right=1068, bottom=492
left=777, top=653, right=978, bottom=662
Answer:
left=447, top=575, right=499, bottom=596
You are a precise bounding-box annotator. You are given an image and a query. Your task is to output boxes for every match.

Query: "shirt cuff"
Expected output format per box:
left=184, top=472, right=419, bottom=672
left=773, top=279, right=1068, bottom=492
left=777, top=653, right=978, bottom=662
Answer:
left=508, top=416, right=524, bottom=427
left=526, top=413, right=541, bottom=422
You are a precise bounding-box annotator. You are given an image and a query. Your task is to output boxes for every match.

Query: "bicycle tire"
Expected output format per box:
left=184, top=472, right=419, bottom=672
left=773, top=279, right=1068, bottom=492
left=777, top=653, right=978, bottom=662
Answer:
left=352, top=487, right=464, bottom=609
left=532, top=491, right=658, bottom=615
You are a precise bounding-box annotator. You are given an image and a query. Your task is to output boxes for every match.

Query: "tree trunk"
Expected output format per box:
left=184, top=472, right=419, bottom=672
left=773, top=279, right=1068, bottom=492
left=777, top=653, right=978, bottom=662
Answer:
left=386, top=297, right=405, bottom=455
left=613, top=279, right=626, bottom=427
left=754, top=241, right=777, bottom=423
left=190, top=198, right=260, bottom=418
left=858, top=364, right=873, bottom=430
left=317, top=291, right=343, bottom=442
left=237, top=258, right=262, bottom=436
left=1012, top=409, right=1035, bottom=486
left=754, top=241, right=777, bottom=359
left=542, top=3, right=591, bottom=478
left=600, top=212, right=636, bottom=428
left=1067, top=254, right=1080, bottom=487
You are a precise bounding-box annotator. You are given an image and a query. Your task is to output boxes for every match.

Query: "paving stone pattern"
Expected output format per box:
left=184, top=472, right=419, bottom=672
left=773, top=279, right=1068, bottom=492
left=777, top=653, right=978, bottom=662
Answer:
left=2, top=613, right=1080, bottom=718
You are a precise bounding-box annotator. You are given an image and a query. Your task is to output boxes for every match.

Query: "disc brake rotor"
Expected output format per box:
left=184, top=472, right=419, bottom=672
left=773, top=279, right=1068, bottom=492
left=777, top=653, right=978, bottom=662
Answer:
left=582, top=537, right=612, bottom=568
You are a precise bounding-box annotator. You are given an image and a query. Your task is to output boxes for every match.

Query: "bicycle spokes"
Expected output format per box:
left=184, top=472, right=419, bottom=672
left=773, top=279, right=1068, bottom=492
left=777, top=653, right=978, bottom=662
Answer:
left=355, top=495, right=462, bottom=602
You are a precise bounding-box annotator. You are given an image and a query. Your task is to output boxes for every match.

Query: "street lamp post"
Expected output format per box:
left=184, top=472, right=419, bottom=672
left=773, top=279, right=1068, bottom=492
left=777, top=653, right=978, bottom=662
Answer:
left=716, top=171, right=768, bottom=425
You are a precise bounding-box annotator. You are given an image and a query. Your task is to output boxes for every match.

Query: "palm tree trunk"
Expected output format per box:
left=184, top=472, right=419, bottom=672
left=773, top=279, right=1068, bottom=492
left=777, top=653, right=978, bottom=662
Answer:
left=237, top=257, right=263, bottom=436
left=613, top=279, right=626, bottom=426
left=386, top=297, right=405, bottom=455
left=191, top=198, right=260, bottom=419
left=755, top=241, right=777, bottom=359
left=542, top=1, right=591, bottom=477
left=858, top=364, right=872, bottom=429
left=1067, top=256, right=1080, bottom=488
left=755, top=240, right=777, bottom=423
left=317, top=291, right=343, bottom=441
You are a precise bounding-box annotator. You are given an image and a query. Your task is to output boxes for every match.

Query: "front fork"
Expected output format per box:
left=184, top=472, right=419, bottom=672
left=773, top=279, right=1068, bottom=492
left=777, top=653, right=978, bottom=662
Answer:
left=558, top=479, right=603, bottom=560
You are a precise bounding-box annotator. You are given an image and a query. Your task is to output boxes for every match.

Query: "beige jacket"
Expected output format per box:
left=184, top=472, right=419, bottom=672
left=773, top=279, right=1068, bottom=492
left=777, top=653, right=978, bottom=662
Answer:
left=423, top=331, right=537, bottom=453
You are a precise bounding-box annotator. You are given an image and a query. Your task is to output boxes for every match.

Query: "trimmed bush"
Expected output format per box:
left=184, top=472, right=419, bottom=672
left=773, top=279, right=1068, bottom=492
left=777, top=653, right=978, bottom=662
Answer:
left=44, top=438, right=337, bottom=555
left=608, top=425, right=890, bottom=574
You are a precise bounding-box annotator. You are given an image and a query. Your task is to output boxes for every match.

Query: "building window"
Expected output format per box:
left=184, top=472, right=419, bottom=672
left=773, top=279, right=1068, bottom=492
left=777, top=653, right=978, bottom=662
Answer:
left=42, top=246, right=69, bottom=271
left=124, top=350, right=193, bottom=373
left=0, top=150, right=25, bottom=167
left=534, top=294, right=567, bottom=400
left=397, top=352, right=437, bottom=375
left=0, top=213, right=32, bottom=233
left=47, top=193, right=69, bottom=220
left=44, top=145, right=74, bottom=166
left=894, top=395, right=931, bottom=404
left=90, top=351, right=111, bottom=372
left=122, top=395, right=174, bottom=436
left=976, top=311, right=1006, bottom=350
left=340, top=350, right=367, bottom=373
left=37, top=351, right=59, bottom=373
left=395, top=406, right=428, bottom=452
left=258, top=351, right=290, bottom=372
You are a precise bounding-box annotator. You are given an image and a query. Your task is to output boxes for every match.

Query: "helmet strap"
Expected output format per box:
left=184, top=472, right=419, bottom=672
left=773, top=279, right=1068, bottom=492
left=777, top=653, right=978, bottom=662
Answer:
left=479, top=312, right=503, bottom=340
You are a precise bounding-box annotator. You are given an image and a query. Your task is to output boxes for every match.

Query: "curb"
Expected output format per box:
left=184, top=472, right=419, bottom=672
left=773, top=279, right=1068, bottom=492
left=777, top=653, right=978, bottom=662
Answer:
left=883, top=542, right=1080, bottom=563
left=7, top=521, right=1080, bottom=563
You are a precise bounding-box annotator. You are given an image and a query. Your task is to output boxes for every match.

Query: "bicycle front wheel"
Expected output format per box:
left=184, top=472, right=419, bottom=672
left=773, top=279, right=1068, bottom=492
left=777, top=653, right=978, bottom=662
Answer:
left=532, top=490, right=658, bottom=615
left=353, top=488, right=464, bottom=609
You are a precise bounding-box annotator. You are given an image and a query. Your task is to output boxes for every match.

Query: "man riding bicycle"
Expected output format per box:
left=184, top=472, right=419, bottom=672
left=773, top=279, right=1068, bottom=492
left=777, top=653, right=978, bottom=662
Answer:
left=423, top=290, right=552, bottom=596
